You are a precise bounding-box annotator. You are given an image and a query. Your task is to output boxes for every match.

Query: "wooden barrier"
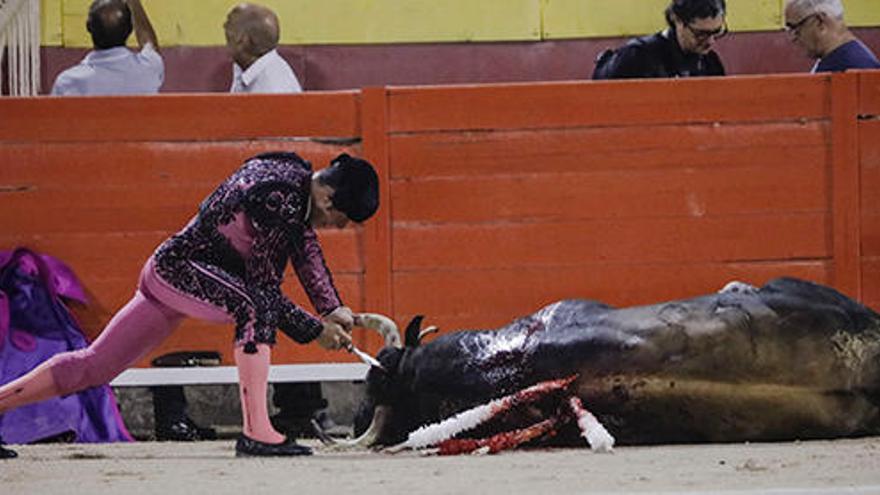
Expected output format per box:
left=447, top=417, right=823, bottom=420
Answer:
left=1, top=72, right=878, bottom=369
left=859, top=71, right=880, bottom=312
left=0, top=92, right=367, bottom=366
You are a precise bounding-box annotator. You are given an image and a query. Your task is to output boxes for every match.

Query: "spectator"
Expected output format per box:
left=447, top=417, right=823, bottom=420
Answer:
left=224, top=2, right=302, bottom=93
left=51, top=0, right=163, bottom=95
left=784, top=0, right=880, bottom=72
left=593, top=0, right=727, bottom=80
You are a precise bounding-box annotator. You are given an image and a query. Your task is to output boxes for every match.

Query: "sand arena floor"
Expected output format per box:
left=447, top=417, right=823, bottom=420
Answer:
left=1, top=437, right=879, bottom=495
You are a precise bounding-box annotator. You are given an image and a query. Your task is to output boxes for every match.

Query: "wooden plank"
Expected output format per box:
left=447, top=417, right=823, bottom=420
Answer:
left=861, top=257, right=880, bottom=312
left=393, top=214, right=830, bottom=270
left=111, top=364, right=370, bottom=385
left=861, top=121, right=880, bottom=215
left=0, top=232, right=364, bottom=283
left=862, top=121, right=880, bottom=257
left=361, top=87, right=394, bottom=316
left=389, top=122, right=829, bottom=179
left=0, top=186, right=208, bottom=234
left=386, top=75, right=830, bottom=132
left=392, top=261, right=831, bottom=324
left=859, top=70, right=880, bottom=116
left=861, top=213, right=880, bottom=257
left=391, top=162, right=827, bottom=224
left=831, top=73, right=862, bottom=298
left=0, top=141, right=359, bottom=186
left=0, top=92, right=360, bottom=142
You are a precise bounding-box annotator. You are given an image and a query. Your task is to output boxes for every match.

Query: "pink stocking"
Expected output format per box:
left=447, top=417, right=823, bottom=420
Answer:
left=234, top=343, right=285, bottom=444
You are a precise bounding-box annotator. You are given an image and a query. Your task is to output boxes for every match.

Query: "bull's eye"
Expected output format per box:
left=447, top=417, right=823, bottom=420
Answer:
left=265, top=191, right=284, bottom=211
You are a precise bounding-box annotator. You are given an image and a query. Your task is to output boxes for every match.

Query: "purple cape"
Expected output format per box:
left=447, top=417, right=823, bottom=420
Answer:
left=0, top=248, right=132, bottom=444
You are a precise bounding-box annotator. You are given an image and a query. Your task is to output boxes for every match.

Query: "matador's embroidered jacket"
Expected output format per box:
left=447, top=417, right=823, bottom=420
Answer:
left=153, top=152, right=341, bottom=349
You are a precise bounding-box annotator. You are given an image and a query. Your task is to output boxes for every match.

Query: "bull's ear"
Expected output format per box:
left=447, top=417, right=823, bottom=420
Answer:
left=404, top=315, right=425, bottom=347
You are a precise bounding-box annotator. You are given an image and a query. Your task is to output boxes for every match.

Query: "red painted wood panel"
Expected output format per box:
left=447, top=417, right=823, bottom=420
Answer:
left=0, top=92, right=361, bottom=142
left=393, top=213, right=830, bottom=270
left=860, top=257, right=880, bottom=313
left=861, top=214, right=880, bottom=258
left=0, top=230, right=363, bottom=277
left=391, top=162, right=827, bottom=224
left=862, top=121, right=880, bottom=212
left=389, top=122, right=829, bottom=179
left=392, top=261, right=831, bottom=333
left=5, top=74, right=874, bottom=368
left=859, top=70, right=880, bottom=116
left=861, top=121, right=880, bottom=258
left=0, top=141, right=360, bottom=185
left=361, top=87, right=394, bottom=316
left=831, top=73, right=861, bottom=298
left=387, top=75, right=830, bottom=133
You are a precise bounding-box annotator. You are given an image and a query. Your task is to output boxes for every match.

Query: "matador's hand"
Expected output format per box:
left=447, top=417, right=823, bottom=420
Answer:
left=316, top=321, right=352, bottom=350
left=324, top=306, right=354, bottom=331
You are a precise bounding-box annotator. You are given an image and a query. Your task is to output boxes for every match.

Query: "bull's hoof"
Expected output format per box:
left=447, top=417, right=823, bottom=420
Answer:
left=235, top=435, right=313, bottom=457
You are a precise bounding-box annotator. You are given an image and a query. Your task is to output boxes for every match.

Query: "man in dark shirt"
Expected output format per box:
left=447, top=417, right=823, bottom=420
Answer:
left=593, top=0, right=727, bottom=80
left=784, top=0, right=880, bottom=73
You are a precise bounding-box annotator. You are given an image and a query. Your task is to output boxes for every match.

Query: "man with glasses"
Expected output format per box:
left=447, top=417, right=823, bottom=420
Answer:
left=784, top=0, right=879, bottom=73
left=593, top=0, right=727, bottom=80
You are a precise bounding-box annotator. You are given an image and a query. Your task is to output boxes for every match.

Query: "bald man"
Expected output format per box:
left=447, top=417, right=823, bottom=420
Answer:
left=224, top=3, right=302, bottom=93
left=51, top=0, right=164, bottom=95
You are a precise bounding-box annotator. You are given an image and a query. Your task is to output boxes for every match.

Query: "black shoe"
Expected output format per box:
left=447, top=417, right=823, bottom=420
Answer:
left=0, top=436, right=17, bottom=459
left=235, top=435, right=313, bottom=457
left=156, top=417, right=218, bottom=442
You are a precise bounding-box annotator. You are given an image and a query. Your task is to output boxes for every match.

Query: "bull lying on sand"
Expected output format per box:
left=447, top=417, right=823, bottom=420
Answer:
left=339, top=277, right=880, bottom=449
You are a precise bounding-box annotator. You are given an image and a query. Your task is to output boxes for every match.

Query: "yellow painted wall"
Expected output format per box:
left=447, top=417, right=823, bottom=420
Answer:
left=847, top=0, right=880, bottom=27
left=41, top=0, right=880, bottom=48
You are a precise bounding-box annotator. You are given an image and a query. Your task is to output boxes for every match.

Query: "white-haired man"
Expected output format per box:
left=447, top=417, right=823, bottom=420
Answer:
left=784, top=0, right=879, bottom=72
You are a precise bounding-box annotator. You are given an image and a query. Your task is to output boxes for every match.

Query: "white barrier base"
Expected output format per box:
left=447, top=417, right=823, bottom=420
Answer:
left=110, top=363, right=370, bottom=386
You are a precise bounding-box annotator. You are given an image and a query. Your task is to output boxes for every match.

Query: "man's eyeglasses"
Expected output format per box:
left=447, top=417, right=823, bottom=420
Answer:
left=684, top=21, right=728, bottom=42
left=784, top=13, right=818, bottom=35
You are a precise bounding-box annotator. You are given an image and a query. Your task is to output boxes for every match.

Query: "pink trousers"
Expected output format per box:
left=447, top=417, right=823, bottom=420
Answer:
left=47, top=258, right=236, bottom=395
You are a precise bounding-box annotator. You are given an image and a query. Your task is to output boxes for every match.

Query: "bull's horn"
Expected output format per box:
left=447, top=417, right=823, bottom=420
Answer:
left=418, top=325, right=439, bottom=342
left=313, top=405, right=391, bottom=449
left=355, top=313, right=402, bottom=348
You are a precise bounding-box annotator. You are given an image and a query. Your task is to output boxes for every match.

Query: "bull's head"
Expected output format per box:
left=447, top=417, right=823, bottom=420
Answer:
left=315, top=313, right=437, bottom=448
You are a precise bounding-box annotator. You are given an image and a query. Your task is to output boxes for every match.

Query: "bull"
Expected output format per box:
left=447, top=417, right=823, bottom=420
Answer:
left=336, top=277, right=880, bottom=450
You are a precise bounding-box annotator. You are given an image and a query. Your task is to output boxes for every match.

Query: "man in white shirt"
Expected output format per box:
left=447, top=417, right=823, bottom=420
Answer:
left=224, top=3, right=302, bottom=94
left=51, top=0, right=163, bottom=96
